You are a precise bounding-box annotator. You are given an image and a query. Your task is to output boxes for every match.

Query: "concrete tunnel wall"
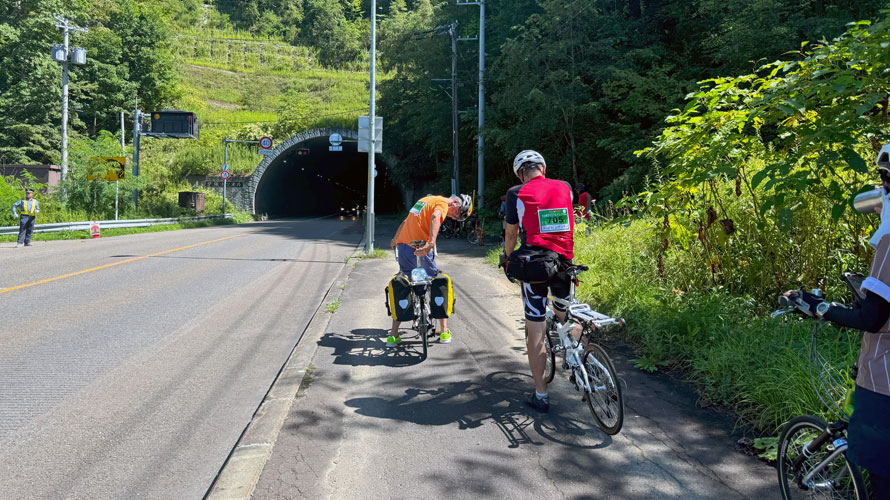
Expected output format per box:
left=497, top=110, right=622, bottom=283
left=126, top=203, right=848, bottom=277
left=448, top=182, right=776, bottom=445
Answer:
left=190, top=128, right=401, bottom=216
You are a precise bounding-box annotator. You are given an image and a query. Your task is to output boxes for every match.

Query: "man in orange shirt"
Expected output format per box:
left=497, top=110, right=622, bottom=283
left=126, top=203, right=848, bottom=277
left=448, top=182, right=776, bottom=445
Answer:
left=388, top=194, right=473, bottom=346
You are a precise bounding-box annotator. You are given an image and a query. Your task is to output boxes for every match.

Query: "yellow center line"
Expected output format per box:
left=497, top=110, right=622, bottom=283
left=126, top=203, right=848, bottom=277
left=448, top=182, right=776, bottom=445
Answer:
left=0, top=232, right=253, bottom=295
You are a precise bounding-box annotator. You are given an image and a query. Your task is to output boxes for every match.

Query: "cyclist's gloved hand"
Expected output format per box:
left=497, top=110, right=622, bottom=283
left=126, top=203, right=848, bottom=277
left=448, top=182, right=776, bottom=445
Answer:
left=498, top=252, right=515, bottom=282
left=788, top=290, right=824, bottom=317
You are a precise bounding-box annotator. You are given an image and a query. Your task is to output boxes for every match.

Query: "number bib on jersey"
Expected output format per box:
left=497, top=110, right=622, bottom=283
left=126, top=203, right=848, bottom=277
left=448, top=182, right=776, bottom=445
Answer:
left=410, top=201, right=426, bottom=215
left=537, top=208, right=569, bottom=233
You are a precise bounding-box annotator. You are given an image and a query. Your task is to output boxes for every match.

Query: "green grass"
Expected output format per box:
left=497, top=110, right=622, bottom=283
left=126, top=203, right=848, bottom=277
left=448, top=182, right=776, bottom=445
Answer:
left=356, top=248, right=389, bottom=260
left=483, top=221, right=859, bottom=434
left=138, top=60, right=370, bottom=184
left=326, top=299, right=341, bottom=313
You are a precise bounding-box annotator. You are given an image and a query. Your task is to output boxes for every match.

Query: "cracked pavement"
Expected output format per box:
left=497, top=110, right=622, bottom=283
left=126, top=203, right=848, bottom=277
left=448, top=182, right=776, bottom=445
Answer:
left=252, top=227, right=780, bottom=500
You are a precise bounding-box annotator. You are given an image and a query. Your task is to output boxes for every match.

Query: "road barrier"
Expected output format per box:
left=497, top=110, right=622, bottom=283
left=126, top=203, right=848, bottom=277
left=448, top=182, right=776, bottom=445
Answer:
left=0, top=214, right=233, bottom=236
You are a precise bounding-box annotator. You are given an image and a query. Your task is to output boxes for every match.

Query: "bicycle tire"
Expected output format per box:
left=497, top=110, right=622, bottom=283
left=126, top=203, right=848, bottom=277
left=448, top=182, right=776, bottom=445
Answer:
left=582, top=344, right=624, bottom=435
left=777, top=415, right=866, bottom=500
left=420, top=307, right=429, bottom=360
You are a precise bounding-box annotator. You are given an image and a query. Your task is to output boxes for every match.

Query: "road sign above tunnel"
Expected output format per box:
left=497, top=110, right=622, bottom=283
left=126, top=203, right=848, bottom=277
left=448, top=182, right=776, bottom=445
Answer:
left=329, top=133, right=343, bottom=152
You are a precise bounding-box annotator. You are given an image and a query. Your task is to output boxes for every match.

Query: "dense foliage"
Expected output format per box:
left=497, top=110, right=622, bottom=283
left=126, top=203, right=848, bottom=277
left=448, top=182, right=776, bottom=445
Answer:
left=378, top=0, right=887, bottom=202
left=0, top=0, right=177, bottom=165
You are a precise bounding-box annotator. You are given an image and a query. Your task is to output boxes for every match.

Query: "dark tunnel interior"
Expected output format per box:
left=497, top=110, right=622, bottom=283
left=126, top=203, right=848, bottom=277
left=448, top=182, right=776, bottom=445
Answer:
left=255, top=136, right=402, bottom=218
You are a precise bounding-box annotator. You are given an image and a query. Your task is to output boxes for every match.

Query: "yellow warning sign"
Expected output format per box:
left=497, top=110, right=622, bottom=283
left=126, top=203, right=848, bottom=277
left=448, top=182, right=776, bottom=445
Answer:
left=88, top=157, right=127, bottom=181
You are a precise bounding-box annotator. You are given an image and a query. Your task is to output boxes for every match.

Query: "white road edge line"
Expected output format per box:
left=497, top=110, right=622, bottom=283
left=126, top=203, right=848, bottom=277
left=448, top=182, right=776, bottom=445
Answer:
left=203, top=238, right=364, bottom=500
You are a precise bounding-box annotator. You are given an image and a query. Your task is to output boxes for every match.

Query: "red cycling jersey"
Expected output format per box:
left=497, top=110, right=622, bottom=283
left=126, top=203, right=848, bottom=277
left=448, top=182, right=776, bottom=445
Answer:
left=505, top=176, right=574, bottom=259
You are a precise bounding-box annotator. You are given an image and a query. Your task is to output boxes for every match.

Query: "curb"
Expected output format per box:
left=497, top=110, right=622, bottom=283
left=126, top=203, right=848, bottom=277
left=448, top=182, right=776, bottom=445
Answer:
left=203, top=254, right=358, bottom=500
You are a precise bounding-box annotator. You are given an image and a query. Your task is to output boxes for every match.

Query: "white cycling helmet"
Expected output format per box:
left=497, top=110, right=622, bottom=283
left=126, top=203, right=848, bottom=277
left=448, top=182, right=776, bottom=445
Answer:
left=453, top=194, right=473, bottom=221
left=512, top=150, right=546, bottom=177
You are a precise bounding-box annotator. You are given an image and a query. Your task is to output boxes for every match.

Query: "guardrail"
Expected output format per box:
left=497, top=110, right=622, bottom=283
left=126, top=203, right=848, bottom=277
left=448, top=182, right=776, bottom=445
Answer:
left=0, top=214, right=233, bottom=236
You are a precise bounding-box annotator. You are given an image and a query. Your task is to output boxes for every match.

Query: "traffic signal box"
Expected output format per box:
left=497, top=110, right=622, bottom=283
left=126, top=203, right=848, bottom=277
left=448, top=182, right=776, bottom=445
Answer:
left=150, top=110, right=200, bottom=139
left=295, top=148, right=310, bottom=156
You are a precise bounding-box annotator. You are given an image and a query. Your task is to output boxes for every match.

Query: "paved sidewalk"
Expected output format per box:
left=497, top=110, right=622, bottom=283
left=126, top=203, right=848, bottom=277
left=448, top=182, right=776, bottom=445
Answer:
left=251, top=240, right=779, bottom=499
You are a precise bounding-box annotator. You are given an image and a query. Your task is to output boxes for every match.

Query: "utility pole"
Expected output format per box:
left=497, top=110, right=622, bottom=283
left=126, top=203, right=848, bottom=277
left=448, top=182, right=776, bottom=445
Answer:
left=448, top=22, right=459, bottom=196
left=52, top=15, right=88, bottom=183
left=457, top=0, right=485, bottom=208
left=132, top=105, right=142, bottom=209
left=117, top=110, right=124, bottom=220
left=366, top=0, right=377, bottom=254
left=433, top=22, right=460, bottom=195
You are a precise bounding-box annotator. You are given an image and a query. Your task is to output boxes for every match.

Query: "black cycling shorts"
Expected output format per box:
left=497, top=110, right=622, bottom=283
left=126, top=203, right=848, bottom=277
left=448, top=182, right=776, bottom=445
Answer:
left=521, top=261, right=572, bottom=322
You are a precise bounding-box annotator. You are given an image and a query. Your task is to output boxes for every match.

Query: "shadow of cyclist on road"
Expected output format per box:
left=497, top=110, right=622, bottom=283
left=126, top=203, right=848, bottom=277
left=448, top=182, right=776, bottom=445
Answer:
left=318, top=328, right=427, bottom=367
left=344, top=370, right=613, bottom=450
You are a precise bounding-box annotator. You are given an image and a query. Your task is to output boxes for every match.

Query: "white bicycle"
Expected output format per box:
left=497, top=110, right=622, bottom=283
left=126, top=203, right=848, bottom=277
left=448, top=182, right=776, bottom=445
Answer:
left=542, top=264, right=625, bottom=435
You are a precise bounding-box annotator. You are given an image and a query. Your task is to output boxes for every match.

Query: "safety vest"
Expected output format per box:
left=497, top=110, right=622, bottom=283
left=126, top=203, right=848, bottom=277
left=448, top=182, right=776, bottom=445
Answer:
left=20, top=199, right=37, bottom=216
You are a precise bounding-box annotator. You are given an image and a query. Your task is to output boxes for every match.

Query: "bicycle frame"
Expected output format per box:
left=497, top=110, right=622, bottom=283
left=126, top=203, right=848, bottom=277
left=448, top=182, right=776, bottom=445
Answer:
left=547, top=278, right=623, bottom=393
left=794, top=421, right=850, bottom=490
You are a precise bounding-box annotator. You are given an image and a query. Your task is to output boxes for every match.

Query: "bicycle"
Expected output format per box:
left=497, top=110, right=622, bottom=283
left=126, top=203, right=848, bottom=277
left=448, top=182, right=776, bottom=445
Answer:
left=467, top=216, right=484, bottom=246
left=400, top=239, right=435, bottom=359
left=773, top=287, right=868, bottom=500
left=539, top=264, right=626, bottom=435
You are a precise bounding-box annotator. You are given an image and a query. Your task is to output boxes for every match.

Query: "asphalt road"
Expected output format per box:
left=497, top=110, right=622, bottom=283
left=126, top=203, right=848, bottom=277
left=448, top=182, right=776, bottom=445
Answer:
left=252, top=231, right=781, bottom=500
left=0, top=217, right=362, bottom=500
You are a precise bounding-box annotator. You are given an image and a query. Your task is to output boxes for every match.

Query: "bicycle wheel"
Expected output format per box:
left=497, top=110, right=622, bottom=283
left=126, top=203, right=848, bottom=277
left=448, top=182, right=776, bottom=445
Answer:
left=420, top=307, right=429, bottom=360
left=777, top=415, right=866, bottom=500
left=582, top=344, right=624, bottom=435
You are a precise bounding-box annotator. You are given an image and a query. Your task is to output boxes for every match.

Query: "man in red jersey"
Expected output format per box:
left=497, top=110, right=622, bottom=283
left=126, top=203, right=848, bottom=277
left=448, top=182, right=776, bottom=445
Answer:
left=502, top=150, right=575, bottom=413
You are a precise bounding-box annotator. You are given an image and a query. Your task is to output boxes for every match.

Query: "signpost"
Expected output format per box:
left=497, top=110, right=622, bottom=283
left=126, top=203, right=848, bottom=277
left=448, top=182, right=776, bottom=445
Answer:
left=221, top=137, right=266, bottom=214
left=358, top=116, right=383, bottom=153
left=329, top=133, right=343, bottom=152
left=258, top=136, right=275, bottom=155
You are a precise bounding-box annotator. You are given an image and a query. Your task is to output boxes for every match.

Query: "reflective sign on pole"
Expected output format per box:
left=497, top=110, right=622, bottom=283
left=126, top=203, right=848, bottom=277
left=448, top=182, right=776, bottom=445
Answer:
left=221, top=171, right=230, bottom=179
left=357, top=116, right=383, bottom=153
left=259, top=136, right=273, bottom=149
left=329, top=133, right=343, bottom=152
left=222, top=163, right=229, bottom=171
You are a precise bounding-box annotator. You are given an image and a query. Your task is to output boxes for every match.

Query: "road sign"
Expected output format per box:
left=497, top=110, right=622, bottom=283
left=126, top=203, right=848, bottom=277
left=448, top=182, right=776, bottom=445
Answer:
left=358, top=116, right=383, bottom=153
left=88, top=156, right=127, bottom=181
left=258, top=149, right=275, bottom=156
left=259, top=136, right=273, bottom=149
left=221, top=171, right=230, bottom=180
left=329, top=133, right=343, bottom=152
left=89, top=221, right=100, bottom=238
left=222, top=163, right=229, bottom=171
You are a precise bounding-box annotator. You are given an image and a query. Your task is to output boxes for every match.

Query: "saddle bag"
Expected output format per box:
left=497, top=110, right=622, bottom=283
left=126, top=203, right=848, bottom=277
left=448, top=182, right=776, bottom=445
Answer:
left=430, top=273, right=455, bottom=319
left=385, top=273, right=415, bottom=321
left=506, top=246, right=560, bottom=284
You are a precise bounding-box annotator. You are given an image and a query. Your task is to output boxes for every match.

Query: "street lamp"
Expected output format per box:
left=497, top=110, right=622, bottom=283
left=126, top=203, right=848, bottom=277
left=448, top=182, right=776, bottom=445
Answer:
left=52, top=14, right=88, bottom=183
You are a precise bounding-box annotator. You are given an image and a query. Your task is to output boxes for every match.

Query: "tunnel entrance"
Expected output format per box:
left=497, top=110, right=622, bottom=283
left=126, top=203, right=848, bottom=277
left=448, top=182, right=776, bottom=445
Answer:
left=252, top=129, right=401, bottom=217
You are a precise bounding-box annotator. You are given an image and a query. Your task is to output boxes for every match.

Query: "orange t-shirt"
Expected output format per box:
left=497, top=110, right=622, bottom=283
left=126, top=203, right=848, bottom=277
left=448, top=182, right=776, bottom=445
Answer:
left=396, top=196, right=450, bottom=245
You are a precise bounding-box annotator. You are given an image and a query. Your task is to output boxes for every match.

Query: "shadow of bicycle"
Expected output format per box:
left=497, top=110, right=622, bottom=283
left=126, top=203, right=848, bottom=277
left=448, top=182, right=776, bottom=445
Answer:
left=318, top=328, right=434, bottom=367
left=344, top=370, right=612, bottom=450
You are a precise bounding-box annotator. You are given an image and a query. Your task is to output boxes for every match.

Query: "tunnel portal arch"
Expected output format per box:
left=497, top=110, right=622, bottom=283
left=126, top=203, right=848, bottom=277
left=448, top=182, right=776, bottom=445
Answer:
left=249, top=128, right=360, bottom=214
